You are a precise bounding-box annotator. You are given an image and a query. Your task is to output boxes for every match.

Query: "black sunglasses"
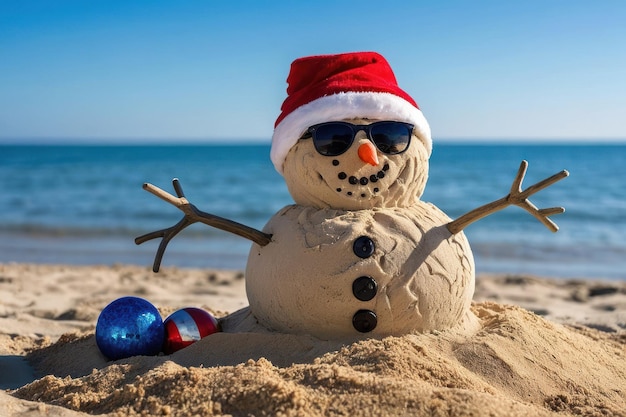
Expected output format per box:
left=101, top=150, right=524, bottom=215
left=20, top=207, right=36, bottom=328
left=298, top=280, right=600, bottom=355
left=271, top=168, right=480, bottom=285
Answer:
left=300, top=121, right=413, bottom=157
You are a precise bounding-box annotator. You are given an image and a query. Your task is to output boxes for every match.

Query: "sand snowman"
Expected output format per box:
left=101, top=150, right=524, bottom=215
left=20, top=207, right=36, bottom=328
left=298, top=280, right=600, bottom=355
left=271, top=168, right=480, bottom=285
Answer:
left=137, top=52, right=568, bottom=340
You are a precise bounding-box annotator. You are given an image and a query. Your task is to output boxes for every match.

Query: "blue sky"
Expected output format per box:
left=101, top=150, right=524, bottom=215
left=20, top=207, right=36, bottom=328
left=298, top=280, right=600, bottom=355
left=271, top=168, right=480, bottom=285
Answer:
left=1, top=1, right=625, bottom=142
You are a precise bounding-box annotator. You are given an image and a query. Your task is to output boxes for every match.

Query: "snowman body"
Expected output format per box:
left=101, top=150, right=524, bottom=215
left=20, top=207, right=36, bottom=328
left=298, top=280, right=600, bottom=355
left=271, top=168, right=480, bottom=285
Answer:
left=245, top=121, right=476, bottom=339
left=245, top=203, right=474, bottom=339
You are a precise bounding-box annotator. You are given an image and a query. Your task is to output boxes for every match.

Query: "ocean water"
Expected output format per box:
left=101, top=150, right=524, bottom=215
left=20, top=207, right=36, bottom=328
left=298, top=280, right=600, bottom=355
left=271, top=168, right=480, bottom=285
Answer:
left=1, top=143, right=624, bottom=280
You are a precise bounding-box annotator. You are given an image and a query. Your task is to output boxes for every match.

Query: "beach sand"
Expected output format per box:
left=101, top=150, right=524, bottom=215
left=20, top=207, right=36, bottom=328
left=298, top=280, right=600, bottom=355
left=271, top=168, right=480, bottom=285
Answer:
left=1, top=263, right=624, bottom=416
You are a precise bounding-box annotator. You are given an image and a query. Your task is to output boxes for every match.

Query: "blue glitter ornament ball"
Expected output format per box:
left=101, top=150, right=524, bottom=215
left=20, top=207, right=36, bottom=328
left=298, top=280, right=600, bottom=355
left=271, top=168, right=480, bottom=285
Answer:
left=96, top=296, right=165, bottom=360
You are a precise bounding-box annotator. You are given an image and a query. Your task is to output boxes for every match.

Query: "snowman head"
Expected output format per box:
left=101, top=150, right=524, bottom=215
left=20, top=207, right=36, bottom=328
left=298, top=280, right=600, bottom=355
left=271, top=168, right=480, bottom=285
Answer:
left=271, top=52, right=433, bottom=210
left=282, top=118, right=430, bottom=209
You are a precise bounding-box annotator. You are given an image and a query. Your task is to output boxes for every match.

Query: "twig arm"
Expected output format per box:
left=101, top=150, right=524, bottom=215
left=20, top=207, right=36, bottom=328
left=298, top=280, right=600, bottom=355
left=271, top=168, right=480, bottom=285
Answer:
left=135, top=179, right=272, bottom=272
left=188, top=206, right=273, bottom=245
left=446, top=197, right=509, bottom=235
left=135, top=217, right=193, bottom=272
left=447, top=161, right=568, bottom=235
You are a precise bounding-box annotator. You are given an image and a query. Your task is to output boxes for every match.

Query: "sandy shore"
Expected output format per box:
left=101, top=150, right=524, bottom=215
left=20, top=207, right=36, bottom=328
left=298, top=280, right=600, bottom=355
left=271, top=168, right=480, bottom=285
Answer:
left=1, top=263, right=624, bottom=416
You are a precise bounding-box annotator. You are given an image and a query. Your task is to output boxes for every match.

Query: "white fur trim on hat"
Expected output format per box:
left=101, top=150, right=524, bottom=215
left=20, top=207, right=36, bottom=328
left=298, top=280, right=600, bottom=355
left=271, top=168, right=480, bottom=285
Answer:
left=271, top=91, right=431, bottom=174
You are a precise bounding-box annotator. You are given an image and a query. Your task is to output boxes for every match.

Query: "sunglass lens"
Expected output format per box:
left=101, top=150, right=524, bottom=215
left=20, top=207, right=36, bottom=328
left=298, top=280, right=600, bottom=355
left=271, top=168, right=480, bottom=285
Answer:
left=371, top=122, right=412, bottom=154
left=312, top=124, right=353, bottom=156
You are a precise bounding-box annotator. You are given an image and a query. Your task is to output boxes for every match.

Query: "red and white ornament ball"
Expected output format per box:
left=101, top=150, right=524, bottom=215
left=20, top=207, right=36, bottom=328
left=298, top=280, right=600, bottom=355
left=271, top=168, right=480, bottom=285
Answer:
left=163, top=307, right=220, bottom=354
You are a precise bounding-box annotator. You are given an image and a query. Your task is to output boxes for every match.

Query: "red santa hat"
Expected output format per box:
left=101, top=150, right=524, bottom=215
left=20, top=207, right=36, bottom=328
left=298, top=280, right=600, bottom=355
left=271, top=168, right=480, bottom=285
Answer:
left=271, top=51, right=431, bottom=174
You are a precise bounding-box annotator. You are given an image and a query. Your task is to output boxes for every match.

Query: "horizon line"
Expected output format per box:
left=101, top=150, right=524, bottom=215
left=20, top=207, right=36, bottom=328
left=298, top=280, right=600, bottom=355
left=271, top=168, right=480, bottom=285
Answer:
left=1, top=137, right=625, bottom=146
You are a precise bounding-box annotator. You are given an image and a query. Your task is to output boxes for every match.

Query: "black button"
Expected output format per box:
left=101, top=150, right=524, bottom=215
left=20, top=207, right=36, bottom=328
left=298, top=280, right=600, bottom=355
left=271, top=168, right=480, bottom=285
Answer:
left=353, top=236, right=375, bottom=258
left=352, top=310, right=377, bottom=333
left=352, top=276, right=377, bottom=301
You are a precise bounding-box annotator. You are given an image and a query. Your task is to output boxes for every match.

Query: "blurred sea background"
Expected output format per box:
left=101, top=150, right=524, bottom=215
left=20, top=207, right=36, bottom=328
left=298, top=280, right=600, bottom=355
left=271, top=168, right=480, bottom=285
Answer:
left=1, top=142, right=624, bottom=280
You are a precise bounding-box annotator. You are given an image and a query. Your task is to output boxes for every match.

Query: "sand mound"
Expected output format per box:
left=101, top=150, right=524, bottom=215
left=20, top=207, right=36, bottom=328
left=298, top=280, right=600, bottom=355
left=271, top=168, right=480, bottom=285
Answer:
left=12, top=303, right=626, bottom=417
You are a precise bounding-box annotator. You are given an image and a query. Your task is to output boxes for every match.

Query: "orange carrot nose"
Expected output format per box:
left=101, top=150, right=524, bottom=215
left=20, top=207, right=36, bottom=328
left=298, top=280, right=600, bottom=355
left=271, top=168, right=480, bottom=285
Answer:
left=358, top=142, right=379, bottom=166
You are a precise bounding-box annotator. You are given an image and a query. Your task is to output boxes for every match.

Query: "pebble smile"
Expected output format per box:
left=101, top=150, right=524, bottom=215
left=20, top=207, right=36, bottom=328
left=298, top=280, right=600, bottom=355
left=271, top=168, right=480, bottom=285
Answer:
left=332, top=159, right=390, bottom=197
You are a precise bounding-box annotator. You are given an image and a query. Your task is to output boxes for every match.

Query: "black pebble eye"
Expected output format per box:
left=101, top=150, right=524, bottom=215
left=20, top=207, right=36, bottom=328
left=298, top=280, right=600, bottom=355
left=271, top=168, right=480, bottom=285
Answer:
left=332, top=160, right=340, bottom=166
